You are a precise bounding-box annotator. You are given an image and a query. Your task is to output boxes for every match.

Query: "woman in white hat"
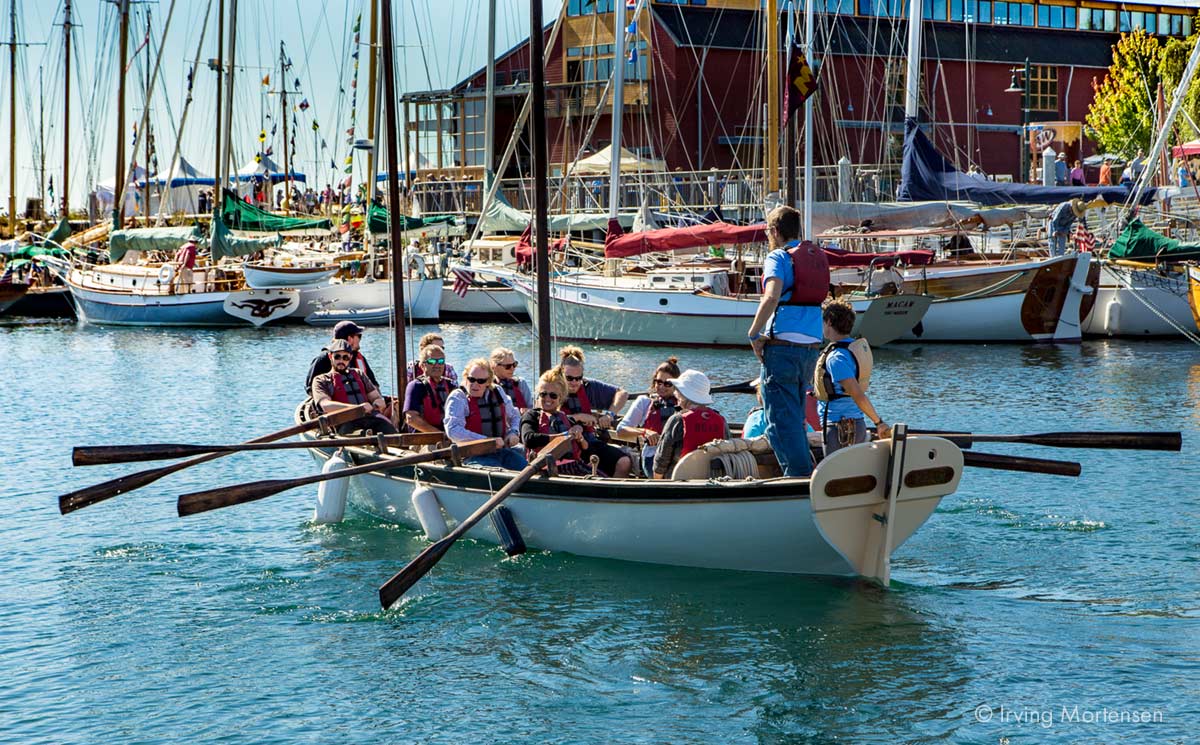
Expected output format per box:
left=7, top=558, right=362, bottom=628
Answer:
left=650, top=370, right=730, bottom=479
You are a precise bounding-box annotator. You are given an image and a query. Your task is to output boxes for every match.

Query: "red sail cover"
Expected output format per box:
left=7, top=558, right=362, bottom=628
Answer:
left=823, top=246, right=935, bottom=268
left=604, top=221, right=768, bottom=258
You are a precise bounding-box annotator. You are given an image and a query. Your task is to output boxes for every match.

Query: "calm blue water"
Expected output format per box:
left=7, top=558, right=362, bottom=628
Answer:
left=2, top=319, right=1197, bottom=744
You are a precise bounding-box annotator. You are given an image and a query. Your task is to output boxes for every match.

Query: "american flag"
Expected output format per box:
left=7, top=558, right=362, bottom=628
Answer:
left=1074, top=224, right=1096, bottom=252
left=451, top=268, right=476, bottom=298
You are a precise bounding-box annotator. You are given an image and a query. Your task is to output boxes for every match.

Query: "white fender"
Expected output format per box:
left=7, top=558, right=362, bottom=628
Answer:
left=411, top=484, right=448, bottom=540
left=157, top=263, right=175, bottom=286
left=313, top=451, right=350, bottom=524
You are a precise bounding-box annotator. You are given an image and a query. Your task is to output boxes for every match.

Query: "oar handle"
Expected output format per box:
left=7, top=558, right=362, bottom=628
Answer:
left=378, top=435, right=571, bottom=609
left=962, top=450, right=1081, bottom=477
left=176, top=439, right=498, bottom=517
left=73, top=431, right=447, bottom=466
left=710, top=379, right=757, bottom=395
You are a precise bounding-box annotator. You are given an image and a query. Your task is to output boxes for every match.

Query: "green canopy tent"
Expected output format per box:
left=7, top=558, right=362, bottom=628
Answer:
left=1108, top=219, right=1200, bottom=263
left=221, top=189, right=331, bottom=232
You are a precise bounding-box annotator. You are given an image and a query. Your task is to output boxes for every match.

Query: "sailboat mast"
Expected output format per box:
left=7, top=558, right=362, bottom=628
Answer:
left=607, top=0, right=626, bottom=218
left=143, top=10, right=151, bottom=222
left=38, top=64, right=45, bottom=214
left=365, top=0, right=378, bottom=200
left=529, top=0, right=550, bottom=372
left=484, top=0, right=496, bottom=172
left=220, top=0, right=237, bottom=193
left=212, top=0, right=222, bottom=208
left=280, top=42, right=289, bottom=211
left=62, top=0, right=71, bottom=217
left=8, top=0, right=17, bottom=235
left=904, top=0, right=923, bottom=119
left=802, top=0, right=814, bottom=239
left=113, top=0, right=130, bottom=229
left=765, top=0, right=779, bottom=199
left=379, top=0, right=408, bottom=387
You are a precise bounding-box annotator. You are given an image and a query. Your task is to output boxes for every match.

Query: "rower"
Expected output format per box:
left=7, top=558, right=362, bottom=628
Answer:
left=651, top=370, right=729, bottom=480
left=617, top=356, right=682, bottom=477
left=558, top=346, right=632, bottom=478
left=402, top=345, right=453, bottom=434
left=310, top=339, right=397, bottom=435
left=490, top=346, right=532, bottom=414
left=444, top=358, right=527, bottom=470
left=815, top=300, right=889, bottom=455
left=520, top=370, right=592, bottom=475
left=304, top=320, right=380, bottom=394
left=406, top=332, right=459, bottom=384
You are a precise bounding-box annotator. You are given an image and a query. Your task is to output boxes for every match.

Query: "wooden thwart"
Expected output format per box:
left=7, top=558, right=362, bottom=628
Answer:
left=73, top=431, right=446, bottom=466
left=176, top=439, right=498, bottom=517
left=377, top=435, right=572, bottom=610
left=58, top=407, right=366, bottom=515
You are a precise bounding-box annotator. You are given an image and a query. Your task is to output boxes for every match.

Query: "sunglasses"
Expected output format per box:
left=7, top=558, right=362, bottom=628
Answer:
left=537, top=391, right=559, bottom=400
left=654, top=379, right=674, bottom=387
left=466, top=376, right=491, bottom=385
left=331, top=353, right=353, bottom=361
left=423, top=358, right=446, bottom=365
left=497, top=361, right=518, bottom=370
left=565, top=375, right=583, bottom=382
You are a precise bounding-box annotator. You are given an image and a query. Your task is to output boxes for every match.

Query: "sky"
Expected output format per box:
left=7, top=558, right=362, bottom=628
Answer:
left=0, top=0, right=562, bottom=211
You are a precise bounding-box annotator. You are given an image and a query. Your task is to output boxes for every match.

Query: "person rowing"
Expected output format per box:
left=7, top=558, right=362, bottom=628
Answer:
left=310, top=339, right=397, bottom=435
left=558, top=346, right=632, bottom=478
left=617, top=356, right=682, bottom=477
left=651, top=370, right=728, bottom=479
left=406, top=332, right=459, bottom=385
left=520, top=369, right=592, bottom=476
left=305, top=320, right=380, bottom=394
left=402, top=345, right=453, bottom=434
left=444, top=358, right=528, bottom=470
left=490, top=346, right=532, bottom=414
left=815, top=300, right=889, bottom=455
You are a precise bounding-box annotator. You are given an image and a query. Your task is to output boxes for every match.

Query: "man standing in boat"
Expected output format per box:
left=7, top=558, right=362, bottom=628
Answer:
left=171, top=239, right=198, bottom=294
left=746, top=205, right=827, bottom=478
left=310, top=339, right=397, bottom=436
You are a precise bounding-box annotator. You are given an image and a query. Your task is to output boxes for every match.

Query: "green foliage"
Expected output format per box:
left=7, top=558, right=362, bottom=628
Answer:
left=1159, top=20, right=1200, bottom=143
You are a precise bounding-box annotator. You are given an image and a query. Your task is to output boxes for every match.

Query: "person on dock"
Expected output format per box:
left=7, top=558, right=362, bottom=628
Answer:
left=305, top=321, right=380, bottom=394
left=403, top=345, right=453, bottom=434
left=171, top=239, right=198, bottom=294
left=491, top=347, right=532, bottom=414
left=310, top=339, right=397, bottom=435
left=617, top=356, right=682, bottom=477
left=814, top=300, right=889, bottom=456
left=444, top=358, right=527, bottom=470
left=746, top=205, right=826, bottom=478
left=406, top=332, right=459, bottom=384
left=651, top=370, right=729, bottom=480
left=520, top=369, right=592, bottom=476
left=1048, top=198, right=1088, bottom=258
left=1054, top=153, right=1068, bottom=186
left=558, top=346, right=632, bottom=478
left=1098, top=158, right=1113, bottom=186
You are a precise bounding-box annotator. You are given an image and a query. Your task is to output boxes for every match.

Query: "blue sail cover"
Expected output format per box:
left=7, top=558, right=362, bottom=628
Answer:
left=897, top=118, right=1153, bottom=206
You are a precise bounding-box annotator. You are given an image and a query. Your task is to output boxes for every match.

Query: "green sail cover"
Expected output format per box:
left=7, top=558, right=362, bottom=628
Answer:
left=10, top=245, right=69, bottom=260
left=210, top=216, right=278, bottom=260
left=45, top=216, right=72, bottom=247
left=108, top=226, right=202, bottom=263
left=1108, top=219, right=1200, bottom=262
left=366, top=203, right=456, bottom=233
left=221, top=189, right=331, bottom=232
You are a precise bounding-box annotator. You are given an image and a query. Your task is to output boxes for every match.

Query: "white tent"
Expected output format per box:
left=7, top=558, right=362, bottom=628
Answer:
left=93, top=165, right=149, bottom=217
left=569, top=145, right=667, bottom=176
left=147, top=155, right=215, bottom=215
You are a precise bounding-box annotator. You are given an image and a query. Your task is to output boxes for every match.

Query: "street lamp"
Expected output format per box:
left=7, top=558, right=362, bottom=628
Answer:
left=1004, top=57, right=1031, bottom=182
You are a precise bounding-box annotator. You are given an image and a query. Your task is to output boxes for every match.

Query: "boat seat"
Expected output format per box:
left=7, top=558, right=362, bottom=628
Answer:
left=670, top=437, right=777, bottom=481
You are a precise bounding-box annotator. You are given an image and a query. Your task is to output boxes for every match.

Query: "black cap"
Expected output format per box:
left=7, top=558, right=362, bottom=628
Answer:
left=327, top=339, right=353, bottom=354
left=333, top=320, right=365, bottom=339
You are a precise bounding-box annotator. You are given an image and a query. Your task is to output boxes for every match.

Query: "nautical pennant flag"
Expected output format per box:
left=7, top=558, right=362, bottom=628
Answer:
left=783, top=41, right=818, bottom=127
left=626, top=0, right=636, bottom=9
left=451, top=268, right=476, bottom=298
left=262, top=74, right=270, bottom=86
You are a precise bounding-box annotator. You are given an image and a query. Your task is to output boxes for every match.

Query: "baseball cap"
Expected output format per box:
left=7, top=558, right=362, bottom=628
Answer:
left=333, top=320, right=365, bottom=339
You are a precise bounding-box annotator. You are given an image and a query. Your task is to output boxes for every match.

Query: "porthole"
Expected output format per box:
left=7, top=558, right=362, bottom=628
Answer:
left=617, top=296, right=625, bottom=303
left=581, top=292, right=588, bottom=300
left=659, top=298, right=668, bottom=306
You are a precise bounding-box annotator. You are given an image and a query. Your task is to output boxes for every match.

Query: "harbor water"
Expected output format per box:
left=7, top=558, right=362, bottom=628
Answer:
left=2, top=319, right=1198, bottom=744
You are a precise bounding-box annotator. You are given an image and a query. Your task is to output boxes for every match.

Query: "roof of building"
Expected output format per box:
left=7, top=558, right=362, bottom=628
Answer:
left=651, top=6, right=1125, bottom=68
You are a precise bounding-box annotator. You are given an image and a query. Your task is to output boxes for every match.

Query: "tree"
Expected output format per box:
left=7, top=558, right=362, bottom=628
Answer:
left=1159, top=21, right=1200, bottom=144
left=1086, top=30, right=1164, bottom=157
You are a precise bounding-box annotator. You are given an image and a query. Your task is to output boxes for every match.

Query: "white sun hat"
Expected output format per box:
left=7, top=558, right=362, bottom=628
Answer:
left=669, top=369, right=714, bottom=406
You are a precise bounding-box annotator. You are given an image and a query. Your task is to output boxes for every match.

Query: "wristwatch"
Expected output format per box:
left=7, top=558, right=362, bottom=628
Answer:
left=748, top=331, right=762, bottom=342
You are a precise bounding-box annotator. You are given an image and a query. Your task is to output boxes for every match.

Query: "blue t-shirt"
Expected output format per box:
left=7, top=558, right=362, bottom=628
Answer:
left=762, top=246, right=823, bottom=343
left=742, top=408, right=768, bottom=438
left=816, top=340, right=865, bottom=424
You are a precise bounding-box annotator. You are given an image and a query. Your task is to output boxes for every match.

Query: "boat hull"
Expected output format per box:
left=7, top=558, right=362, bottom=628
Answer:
left=242, top=263, right=339, bottom=288
left=439, top=283, right=528, bottom=319
left=68, top=283, right=241, bottom=326
left=1082, top=262, right=1195, bottom=337
left=0, top=283, right=29, bottom=315
left=292, top=278, right=441, bottom=321
left=6, top=286, right=74, bottom=317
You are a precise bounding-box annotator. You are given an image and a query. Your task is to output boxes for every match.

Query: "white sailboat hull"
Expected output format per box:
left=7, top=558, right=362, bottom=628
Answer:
left=1082, top=263, right=1194, bottom=337
left=439, top=282, right=528, bottom=318
left=292, top=278, right=442, bottom=321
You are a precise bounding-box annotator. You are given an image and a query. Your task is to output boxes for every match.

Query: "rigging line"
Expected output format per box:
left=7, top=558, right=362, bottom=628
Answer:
left=409, top=0, right=433, bottom=89
left=157, top=0, right=213, bottom=223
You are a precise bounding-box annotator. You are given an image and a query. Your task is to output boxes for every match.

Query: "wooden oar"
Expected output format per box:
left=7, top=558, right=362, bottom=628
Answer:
left=73, top=431, right=446, bottom=466
left=710, top=379, right=757, bottom=395
left=58, top=407, right=367, bottom=515
left=962, top=450, right=1081, bottom=477
left=378, top=434, right=571, bottom=609
left=909, top=430, right=1181, bottom=452
left=177, top=439, right=499, bottom=517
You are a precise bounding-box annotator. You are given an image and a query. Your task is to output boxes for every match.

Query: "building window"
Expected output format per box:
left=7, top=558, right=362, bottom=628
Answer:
left=824, top=0, right=852, bottom=13
left=461, top=98, right=485, bottom=168
left=1029, top=65, right=1057, bottom=113
left=922, top=0, right=947, bottom=21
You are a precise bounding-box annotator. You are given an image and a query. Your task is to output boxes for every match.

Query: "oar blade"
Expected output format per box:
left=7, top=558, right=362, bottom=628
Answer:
left=73, top=443, right=215, bottom=467
left=59, top=460, right=195, bottom=515
left=962, top=450, right=1081, bottom=477
left=379, top=537, right=455, bottom=609
left=1018, top=431, right=1183, bottom=451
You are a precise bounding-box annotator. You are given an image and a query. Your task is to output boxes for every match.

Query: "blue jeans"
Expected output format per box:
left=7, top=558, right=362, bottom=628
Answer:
left=466, top=447, right=529, bottom=470
left=1049, top=231, right=1069, bottom=257
left=761, top=343, right=820, bottom=477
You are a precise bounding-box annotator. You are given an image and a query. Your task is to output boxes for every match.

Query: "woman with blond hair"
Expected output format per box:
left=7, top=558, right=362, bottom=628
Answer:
left=490, top=346, right=532, bottom=414
left=443, top=357, right=527, bottom=470
left=556, top=345, right=632, bottom=477
left=520, top=369, right=592, bottom=475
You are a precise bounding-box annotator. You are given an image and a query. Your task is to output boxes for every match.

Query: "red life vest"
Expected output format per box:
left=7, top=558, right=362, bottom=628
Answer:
left=565, top=382, right=594, bottom=431
left=643, top=395, right=678, bottom=434
left=499, top=377, right=528, bottom=409
left=464, top=387, right=508, bottom=439
left=417, top=376, right=452, bottom=430
left=532, top=409, right=583, bottom=462
left=765, top=241, right=830, bottom=307
left=330, top=369, right=370, bottom=404
left=680, top=407, right=727, bottom=457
